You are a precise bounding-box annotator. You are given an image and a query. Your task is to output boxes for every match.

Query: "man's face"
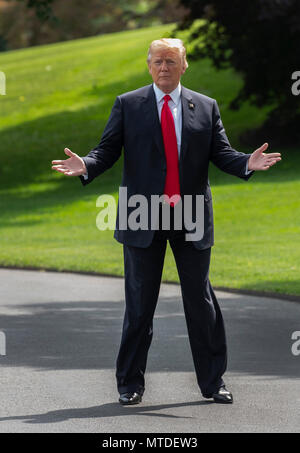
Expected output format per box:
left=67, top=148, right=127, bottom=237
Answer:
left=148, top=48, right=186, bottom=93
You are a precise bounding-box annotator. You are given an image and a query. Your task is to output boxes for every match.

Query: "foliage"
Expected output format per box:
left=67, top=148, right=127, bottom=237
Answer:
left=176, top=0, right=300, bottom=144
left=0, top=0, right=186, bottom=50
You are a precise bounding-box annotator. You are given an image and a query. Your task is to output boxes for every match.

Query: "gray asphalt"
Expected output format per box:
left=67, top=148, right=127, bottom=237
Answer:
left=0, top=268, right=299, bottom=433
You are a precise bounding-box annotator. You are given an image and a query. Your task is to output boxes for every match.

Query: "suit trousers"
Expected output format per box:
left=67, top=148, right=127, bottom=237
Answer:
left=116, top=204, right=227, bottom=397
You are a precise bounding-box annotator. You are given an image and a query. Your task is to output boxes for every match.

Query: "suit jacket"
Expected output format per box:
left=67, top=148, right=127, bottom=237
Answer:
left=79, top=84, right=254, bottom=250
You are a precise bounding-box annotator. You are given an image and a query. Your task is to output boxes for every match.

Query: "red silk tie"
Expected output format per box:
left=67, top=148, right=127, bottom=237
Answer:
left=161, top=95, right=181, bottom=207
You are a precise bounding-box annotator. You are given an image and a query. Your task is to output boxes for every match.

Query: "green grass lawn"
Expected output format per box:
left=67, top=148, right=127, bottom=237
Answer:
left=0, top=25, right=299, bottom=296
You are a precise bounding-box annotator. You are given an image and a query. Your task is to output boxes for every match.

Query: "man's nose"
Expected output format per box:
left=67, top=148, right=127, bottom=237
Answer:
left=160, top=60, right=168, bottom=71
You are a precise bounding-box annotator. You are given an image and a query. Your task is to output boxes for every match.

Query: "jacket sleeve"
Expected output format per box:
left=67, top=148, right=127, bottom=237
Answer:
left=209, top=100, right=254, bottom=181
left=79, top=96, right=123, bottom=186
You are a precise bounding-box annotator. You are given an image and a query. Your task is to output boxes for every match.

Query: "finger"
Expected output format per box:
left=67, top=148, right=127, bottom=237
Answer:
left=52, top=167, right=69, bottom=173
left=51, top=164, right=67, bottom=169
left=52, top=167, right=69, bottom=174
left=51, top=159, right=65, bottom=164
left=265, top=153, right=281, bottom=158
left=52, top=167, right=63, bottom=173
left=266, top=157, right=281, bottom=165
left=269, top=159, right=280, bottom=166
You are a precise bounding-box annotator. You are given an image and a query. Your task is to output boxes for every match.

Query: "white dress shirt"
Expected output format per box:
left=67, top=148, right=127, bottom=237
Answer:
left=82, top=82, right=251, bottom=179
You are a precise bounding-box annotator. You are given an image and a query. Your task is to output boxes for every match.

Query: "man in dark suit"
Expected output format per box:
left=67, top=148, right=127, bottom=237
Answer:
left=52, top=39, right=281, bottom=405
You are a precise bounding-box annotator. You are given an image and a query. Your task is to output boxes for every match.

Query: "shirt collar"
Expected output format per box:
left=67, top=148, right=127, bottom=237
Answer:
left=153, top=82, right=181, bottom=105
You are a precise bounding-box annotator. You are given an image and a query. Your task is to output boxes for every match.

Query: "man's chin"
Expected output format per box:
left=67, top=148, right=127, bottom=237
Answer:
left=156, top=81, right=176, bottom=93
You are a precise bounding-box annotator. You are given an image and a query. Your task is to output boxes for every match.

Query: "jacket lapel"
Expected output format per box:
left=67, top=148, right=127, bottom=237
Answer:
left=180, top=86, right=195, bottom=165
left=140, top=84, right=165, bottom=160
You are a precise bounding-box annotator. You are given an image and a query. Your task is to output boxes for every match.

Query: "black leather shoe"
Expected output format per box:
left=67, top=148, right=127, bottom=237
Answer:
left=203, top=386, right=233, bottom=404
left=212, top=386, right=233, bottom=404
left=119, top=391, right=143, bottom=405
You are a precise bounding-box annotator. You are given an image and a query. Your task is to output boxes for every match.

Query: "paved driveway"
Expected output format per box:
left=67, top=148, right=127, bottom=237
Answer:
left=0, top=268, right=299, bottom=433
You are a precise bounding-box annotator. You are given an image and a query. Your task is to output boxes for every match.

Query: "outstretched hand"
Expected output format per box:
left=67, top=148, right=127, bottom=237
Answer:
left=51, top=148, right=87, bottom=176
left=248, top=143, right=281, bottom=171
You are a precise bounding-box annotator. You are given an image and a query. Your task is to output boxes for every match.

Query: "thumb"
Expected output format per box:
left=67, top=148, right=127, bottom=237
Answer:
left=64, top=147, right=75, bottom=157
left=256, top=142, right=269, bottom=154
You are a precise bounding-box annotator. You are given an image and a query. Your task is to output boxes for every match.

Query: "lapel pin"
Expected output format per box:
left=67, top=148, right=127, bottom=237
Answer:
left=188, top=102, right=195, bottom=110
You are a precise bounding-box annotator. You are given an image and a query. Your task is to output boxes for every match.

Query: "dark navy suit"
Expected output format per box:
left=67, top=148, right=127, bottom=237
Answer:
left=79, top=84, right=254, bottom=396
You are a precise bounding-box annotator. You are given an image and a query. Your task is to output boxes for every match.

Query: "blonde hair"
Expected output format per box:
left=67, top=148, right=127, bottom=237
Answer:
left=147, top=38, right=188, bottom=70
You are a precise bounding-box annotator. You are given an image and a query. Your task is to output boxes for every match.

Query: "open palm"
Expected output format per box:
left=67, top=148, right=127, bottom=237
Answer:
left=248, top=143, right=281, bottom=171
left=51, top=148, right=87, bottom=176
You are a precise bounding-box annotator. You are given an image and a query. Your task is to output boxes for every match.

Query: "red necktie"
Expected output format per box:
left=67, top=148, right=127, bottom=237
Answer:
left=161, top=95, right=181, bottom=207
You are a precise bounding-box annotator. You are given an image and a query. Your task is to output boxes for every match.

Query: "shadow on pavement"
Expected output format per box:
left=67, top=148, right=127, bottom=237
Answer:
left=0, top=401, right=213, bottom=424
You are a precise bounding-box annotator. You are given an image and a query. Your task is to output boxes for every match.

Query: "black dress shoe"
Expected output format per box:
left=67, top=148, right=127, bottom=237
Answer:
left=119, top=391, right=143, bottom=405
left=203, top=386, right=233, bottom=404
left=212, top=386, right=233, bottom=404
